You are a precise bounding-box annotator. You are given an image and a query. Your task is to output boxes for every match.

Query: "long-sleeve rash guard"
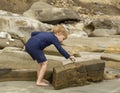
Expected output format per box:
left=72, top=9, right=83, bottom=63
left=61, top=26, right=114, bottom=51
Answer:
left=25, top=31, right=70, bottom=63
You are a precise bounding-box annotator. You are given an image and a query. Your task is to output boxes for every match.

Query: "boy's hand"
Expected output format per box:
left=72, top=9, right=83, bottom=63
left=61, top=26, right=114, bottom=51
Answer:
left=69, top=56, right=76, bottom=63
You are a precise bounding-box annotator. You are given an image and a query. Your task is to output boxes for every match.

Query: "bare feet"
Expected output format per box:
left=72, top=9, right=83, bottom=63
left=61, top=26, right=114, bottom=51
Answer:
left=36, top=81, right=49, bottom=87
left=42, top=79, right=50, bottom=84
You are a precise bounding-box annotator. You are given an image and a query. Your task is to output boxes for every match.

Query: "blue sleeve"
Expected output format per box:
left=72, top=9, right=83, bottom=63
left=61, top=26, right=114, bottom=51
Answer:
left=52, top=39, right=70, bottom=59
left=31, top=32, right=41, bottom=37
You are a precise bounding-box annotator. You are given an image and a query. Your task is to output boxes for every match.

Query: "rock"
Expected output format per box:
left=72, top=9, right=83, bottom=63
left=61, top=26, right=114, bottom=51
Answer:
left=0, top=0, right=39, bottom=14
left=85, top=60, right=105, bottom=82
left=80, top=1, right=120, bottom=15
left=101, top=53, right=120, bottom=62
left=104, top=46, right=120, bottom=54
left=0, top=10, right=52, bottom=44
left=106, top=61, right=120, bottom=70
left=68, top=31, right=88, bottom=38
left=104, top=68, right=120, bottom=80
left=63, top=37, right=120, bottom=52
left=44, top=45, right=80, bottom=57
left=52, top=59, right=105, bottom=89
left=0, top=68, right=11, bottom=75
left=0, top=38, right=24, bottom=49
left=111, top=0, right=120, bottom=9
left=23, top=2, right=80, bottom=24
left=91, top=29, right=117, bottom=37
left=52, top=63, right=87, bottom=89
left=0, top=47, right=63, bottom=82
left=84, top=16, right=120, bottom=37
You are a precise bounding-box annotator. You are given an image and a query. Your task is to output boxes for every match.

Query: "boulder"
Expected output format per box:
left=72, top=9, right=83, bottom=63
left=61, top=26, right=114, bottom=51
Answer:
left=0, top=47, right=63, bottom=82
left=83, top=16, right=120, bottom=37
left=0, top=10, right=52, bottom=44
left=0, top=0, right=39, bottom=14
left=0, top=38, right=24, bottom=49
left=52, top=59, right=105, bottom=89
left=23, top=2, right=80, bottom=24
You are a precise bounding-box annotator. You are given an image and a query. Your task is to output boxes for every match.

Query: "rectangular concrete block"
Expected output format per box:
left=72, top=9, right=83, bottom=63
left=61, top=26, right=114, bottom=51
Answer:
left=52, top=59, right=105, bottom=89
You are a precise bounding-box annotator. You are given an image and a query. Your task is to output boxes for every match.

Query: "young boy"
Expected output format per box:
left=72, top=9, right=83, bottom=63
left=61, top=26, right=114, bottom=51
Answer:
left=25, top=25, right=75, bottom=86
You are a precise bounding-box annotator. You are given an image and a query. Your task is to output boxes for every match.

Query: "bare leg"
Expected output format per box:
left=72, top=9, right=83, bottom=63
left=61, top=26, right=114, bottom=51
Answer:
left=36, top=63, right=49, bottom=84
left=36, top=61, right=49, bottom=86
left=36, top=63, right=41, bottom=78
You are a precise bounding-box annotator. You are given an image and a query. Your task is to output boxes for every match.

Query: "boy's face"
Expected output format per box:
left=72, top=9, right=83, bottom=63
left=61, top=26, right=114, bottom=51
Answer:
left=55, top=32, right=66, bottom=42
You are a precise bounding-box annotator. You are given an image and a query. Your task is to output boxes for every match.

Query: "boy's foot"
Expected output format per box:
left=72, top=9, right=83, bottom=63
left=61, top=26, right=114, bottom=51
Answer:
left=36, top=81, right=49, bottom=87
left=42, top=79, right=50, bottom=84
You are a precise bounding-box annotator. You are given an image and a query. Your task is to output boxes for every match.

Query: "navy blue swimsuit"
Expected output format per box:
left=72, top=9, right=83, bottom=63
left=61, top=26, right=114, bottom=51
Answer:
left=25, top=31, right=70, bottom=63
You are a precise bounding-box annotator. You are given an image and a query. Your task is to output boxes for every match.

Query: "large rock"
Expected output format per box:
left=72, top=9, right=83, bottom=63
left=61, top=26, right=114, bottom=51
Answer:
left=63, top=37, right=120, bottom=52
left=101, top=53, right=120, bottom=62
left=111, top=0, right=120, bottom=9
left=104, top=46, right=120, bottom=54
left=0, top=10, right=52, bottom=44
left=83, top=16, right=120, bottom=37
left=0, top=0, right=39, bottom=14
left=52, top=60, right=105, bottom=89
left=23, top=2, right=80, bottom=24
left=0, top=38, right=24, bottom=49
left=0, top=47, right=63, bottom=82
left=44, top=45, right=80, bottom=57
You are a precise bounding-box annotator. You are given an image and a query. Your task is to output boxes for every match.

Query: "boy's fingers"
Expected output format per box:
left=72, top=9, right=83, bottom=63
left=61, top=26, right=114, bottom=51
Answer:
left=71, top=58, right=76, bottom=62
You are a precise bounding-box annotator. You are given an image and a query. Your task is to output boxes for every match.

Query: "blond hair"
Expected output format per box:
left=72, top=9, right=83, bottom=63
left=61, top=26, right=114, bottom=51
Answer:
left=52, top=25, right=68, bottom=39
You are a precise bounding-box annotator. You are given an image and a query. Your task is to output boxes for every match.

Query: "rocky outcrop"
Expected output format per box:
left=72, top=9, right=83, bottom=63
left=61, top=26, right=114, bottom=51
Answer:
left=23, top=2, right=80, bottom=24
left=0, top=0, right=120, bottom=89
left=0, top=39, right=24, bottom=49
left=101, top=53, right=120, bottom=62
left=0, top=0, right=120, bottom=16
left=0, top=10, right=52, bottom=44
left=44, top=45, right=80, bottom=57
left=63, top=37, right=120, bottom=52
left=0, top=0, right=39, bottom=14
left=0, top=47, right=63, bottom=82
left=52, top=60, right=105, bottom=89
left=83, top=16, right=120, bottom=37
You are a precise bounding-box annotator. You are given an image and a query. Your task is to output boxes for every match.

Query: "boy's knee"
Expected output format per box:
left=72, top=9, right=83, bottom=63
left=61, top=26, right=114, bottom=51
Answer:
left=42, top=61, right=48, bottom=65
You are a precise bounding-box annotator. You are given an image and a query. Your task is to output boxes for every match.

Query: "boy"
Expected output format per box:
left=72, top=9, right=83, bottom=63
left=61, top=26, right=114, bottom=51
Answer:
left=25, top=25, right=75, bottom=86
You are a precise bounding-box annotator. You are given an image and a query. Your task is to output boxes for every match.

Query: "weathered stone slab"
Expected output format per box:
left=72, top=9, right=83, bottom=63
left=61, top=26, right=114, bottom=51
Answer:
left=104, top=46, right=120, bottom=54
left=0, top=69, right=36, bottom=81
left=52, top=63, right=87, bottom=89
left=85, top=60, right=105, bottom=82
left=101, top=53, right=120, bottom=62
left=52, top=60, right=105, bottom=89
left=0, top=47, right=63, bottom=82
left=44, top=45, right=80, bottom=57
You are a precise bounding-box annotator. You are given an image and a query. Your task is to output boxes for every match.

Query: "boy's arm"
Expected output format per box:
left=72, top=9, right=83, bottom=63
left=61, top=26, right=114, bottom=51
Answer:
left=53, top=41, right=70, bottom=59
left=52, top=39, right=76, bottom=62
left=31, top=31, right=41, bottom=37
